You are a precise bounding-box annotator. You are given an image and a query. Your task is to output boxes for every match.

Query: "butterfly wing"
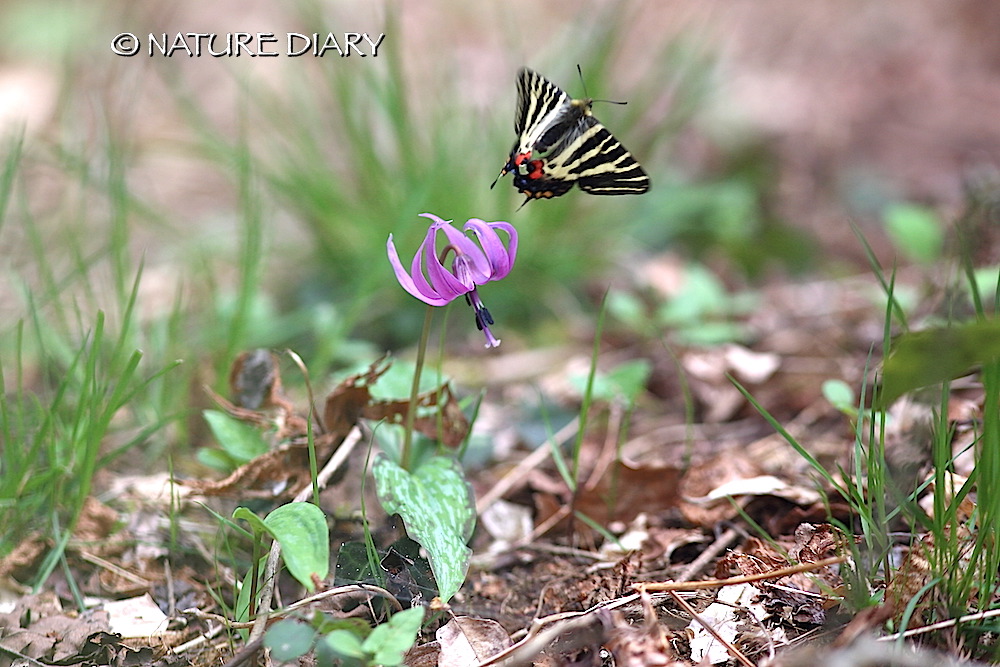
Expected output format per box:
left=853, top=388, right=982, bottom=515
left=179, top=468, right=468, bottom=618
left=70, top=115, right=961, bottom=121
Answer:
left=514, top=67, right=571, bottom=152
left=531, top=115, right=650, bottom=196
left=493, top=68, right=574, bottom=189
left=496, top=68, right=650, bottom=200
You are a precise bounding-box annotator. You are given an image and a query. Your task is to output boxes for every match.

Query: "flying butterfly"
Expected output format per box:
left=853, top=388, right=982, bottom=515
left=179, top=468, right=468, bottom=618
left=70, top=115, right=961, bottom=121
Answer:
left=491, top=67, right=650, bottom=206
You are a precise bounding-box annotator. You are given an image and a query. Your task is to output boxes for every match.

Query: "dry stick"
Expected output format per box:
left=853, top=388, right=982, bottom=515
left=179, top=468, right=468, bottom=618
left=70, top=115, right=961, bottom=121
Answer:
left=634, top=555, right=847, bottom=592
left=669, top=590, right=755, bottom=667
left=173, top=623, right=226, bottom=654
left=878, top=607, right=1000, bottom=641
left=77, top=550, right=152, bottom=589
left=473, top=593, right=648, bottom=667
left=475, top=418, right=579, bottom=515
left=473, top=555, right=847, bottom=667
left=182, top=584, right=402, bottom=636
left=676, top=526, right=742, bottom=582
left=473, top=556, right=847, bottom=667
left=246, top=426, right=364, bottom=646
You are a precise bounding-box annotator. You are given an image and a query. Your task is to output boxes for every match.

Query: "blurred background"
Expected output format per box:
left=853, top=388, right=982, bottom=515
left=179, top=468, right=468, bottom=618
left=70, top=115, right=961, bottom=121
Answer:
left=1, top=0, right=999, bottom=460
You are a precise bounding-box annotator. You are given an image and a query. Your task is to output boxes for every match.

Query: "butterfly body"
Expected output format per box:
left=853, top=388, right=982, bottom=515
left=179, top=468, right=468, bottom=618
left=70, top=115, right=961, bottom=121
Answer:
left=492, top=67, right=649, bottom=205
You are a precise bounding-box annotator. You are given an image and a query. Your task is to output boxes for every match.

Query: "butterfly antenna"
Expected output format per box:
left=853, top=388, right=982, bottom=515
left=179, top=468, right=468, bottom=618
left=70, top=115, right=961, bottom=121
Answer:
left=577, top=64, right=626, bottom=105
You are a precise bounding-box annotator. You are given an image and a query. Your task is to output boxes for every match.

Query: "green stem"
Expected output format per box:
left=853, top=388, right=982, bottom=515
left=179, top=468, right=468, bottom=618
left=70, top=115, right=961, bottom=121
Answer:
left=402, top=305, right=434, bottom=470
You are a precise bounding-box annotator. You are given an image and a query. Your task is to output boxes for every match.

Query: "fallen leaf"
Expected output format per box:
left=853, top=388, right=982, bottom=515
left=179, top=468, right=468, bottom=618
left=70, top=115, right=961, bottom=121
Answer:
left=103, top=593, right=169, bottom=638
left=687, top=583, right=768, bottom=664
left=436, top=616, right=511, bottom=667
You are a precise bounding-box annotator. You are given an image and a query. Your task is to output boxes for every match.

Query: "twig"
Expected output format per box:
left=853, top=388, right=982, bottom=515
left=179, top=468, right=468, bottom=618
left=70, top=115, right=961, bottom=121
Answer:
left=475, top=418, right=579, bottom=515
left=520, top=543, right=605, bottom=561
left=634, top=555, right=847, bottom=592
left=669, top=589, right=755, bottom=667
left=77, top=550, right=151, bottom=588
left=676, top=525, right=741, bottom=582
left=0, top=645, right=50, bottom=667
left=878, top=607, right=1000, bottom=641
left=173, top=623, right=225, bottom=653
left=474, top=553, right=835, bottom=667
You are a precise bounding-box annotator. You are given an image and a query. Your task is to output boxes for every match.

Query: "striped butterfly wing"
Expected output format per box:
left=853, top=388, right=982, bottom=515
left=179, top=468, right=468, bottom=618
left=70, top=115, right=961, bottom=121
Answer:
left=547, top=115, right=650, bottom=196
left=514, top=67, right=572, bottom=154
left=513, top=115, right=650, bottom=203
left=494, top=67, right=650, bottom=203
left=492, top=68, right=574, bottom=189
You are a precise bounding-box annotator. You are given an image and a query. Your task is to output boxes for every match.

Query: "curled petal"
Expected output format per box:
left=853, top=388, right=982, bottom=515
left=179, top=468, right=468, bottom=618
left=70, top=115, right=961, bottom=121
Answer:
left=438, top=222, right=492, bottom=285
left=464, top=219, right=517, bottom=280
left=387, top=235, right=449, bottom=305
left=423, top=228, right=473, bottom=299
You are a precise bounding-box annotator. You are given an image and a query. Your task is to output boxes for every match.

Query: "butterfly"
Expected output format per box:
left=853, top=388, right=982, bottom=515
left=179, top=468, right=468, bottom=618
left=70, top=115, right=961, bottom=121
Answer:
left=491, top=67, right=650, bottom=206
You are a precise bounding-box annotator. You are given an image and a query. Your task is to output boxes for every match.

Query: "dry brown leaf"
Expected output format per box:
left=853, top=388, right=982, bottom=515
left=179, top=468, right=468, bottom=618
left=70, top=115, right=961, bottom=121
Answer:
left=322, top=356, right=392, bottom=439
left=178, top=442, right=314, bottom=498
left=74, top=496, right=119, bottom=543
left=679, top=453, right=763, bottom=528
left=606, top=592, right=681, bottom=667
left=435, top=616, right=511, bottom=667
left=228, top=349, right=284, bottom=410
left=322, top=356, right=470, bottom=447
left=716, top=531, right=842, bottom=628
left=0, top=593, right=112, bottom=665
left=574, top=460, right=683, bottom=527
left=0, top=533, right=47, bottom=581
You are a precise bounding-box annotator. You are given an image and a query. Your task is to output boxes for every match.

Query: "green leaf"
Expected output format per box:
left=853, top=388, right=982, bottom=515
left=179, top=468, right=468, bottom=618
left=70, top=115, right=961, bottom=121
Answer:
left=657, top=264, right=730, bottom=325
left=883, top=203, right=943, bottom=264
left=203, top=409, right=269, bottom=463
left=880, top=320, right=1000, bottom=406
left=373, top=455, right=474, bottom=601
left=607, top=289, right=647, bottom=331
left=822, top=379, right=856, bottom=415
left=196, top=447, right=238, bottom=472
left=324, top=629, right=367, bottom=659
left=570, top=359, right=651, bottom=406
left=263, top=503, right=330, bottom=591
left=232, top=506, right=268, bottom=535
left=264, top=619, right=316, bottom=662
left=363, top=607, right=424, bottom=666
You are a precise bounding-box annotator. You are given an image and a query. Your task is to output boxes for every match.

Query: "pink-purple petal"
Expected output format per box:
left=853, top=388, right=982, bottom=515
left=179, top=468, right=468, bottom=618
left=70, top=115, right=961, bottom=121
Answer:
left=423, top=231, right=471, bottom=299
left=388, top=214, right=519, bottom=348
left=387, top=235, right=449, bottom=306
left=487, top=221, right=518, bottom=273
left=438, top=222, right=492, bottom=284
left=464, top=219, right=515, bottom=279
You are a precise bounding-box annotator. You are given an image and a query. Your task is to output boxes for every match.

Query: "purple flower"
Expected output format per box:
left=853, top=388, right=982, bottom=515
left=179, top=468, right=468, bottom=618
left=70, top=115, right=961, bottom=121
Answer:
left=387, top=213, right=518, bottom=348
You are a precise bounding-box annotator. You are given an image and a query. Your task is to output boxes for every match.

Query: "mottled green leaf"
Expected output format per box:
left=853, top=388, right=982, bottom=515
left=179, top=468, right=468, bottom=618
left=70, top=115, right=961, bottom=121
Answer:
left=373, top=455, right=474, bottom=601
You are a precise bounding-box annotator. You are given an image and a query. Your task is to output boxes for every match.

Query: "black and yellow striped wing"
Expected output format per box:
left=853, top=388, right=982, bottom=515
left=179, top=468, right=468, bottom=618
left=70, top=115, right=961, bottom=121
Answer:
left=493, top=67, right=650, bottom=205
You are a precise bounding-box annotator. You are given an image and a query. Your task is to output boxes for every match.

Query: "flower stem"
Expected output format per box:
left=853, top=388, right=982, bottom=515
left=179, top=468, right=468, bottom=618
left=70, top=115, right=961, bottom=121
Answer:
left=402, top=305, right=435, bottom=470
